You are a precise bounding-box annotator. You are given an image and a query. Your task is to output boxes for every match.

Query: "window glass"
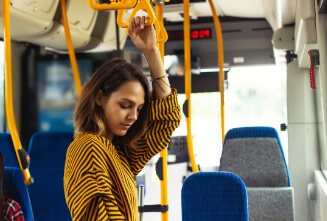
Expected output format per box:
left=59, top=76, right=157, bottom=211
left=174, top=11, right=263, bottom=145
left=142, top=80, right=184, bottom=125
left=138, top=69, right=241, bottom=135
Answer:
left=172, top=65, right=288, bottom=167
left=173, top=92, right=222, bottom=167
left=225, top=65, right=288, bottom=161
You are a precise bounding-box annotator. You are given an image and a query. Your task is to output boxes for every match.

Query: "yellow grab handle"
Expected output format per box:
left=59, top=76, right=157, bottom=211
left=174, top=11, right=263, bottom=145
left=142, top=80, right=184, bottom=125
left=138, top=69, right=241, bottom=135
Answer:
left=121, top=0, right=167, bottom=44
left=208, top=0, right=225, bottom=142
left=88, top=0, right=137, bottom=10
left=60, top=0, right=82, bottom=96
left=183, top=0, right=199, bottom=173
left=154, top=18, right=168, bottom=43
left=125, top=16, right=161, bottom=36
left=117, top=0, right=156, bottom=28
left=3, top=0, right=33, bottom=185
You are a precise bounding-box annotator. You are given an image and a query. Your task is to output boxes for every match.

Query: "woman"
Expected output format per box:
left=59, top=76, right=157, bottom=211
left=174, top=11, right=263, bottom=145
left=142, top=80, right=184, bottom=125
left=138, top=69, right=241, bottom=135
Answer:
left=64, top=16, right=181, bottom=220
left=0, top=152, right=25, bottom=221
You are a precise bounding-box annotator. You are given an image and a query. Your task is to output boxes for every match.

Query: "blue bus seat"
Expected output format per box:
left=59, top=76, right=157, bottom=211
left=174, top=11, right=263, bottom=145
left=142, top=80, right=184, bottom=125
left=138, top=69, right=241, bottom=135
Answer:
left=220, top=126, right=294, bottom=220
left=181, top=172, right=248, bottom=221
left=220, top=126, right=290, bottom=187
left=28, top=132, right=74, bottom=221
left=0, top=133, right=27, bottom=168
left=4, top=167, right=34, bottom=221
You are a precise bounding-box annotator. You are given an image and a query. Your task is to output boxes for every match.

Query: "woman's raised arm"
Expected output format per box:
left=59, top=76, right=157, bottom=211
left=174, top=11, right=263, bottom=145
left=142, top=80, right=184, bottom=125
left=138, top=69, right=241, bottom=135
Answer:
left=128, top=16, right=171, bottom=100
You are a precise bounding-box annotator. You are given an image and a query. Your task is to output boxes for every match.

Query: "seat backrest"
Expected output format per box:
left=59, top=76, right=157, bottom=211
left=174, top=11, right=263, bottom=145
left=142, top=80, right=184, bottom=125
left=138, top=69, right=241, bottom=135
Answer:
left=4, top=167, right=34, bottom=221
left=220, top=126, right=290, bottom=187
left=182, top=172, right=248, bottom=221
left=0, top=133, right=27, bottom=168
left=28, top=132, right=74, bottom=221
left=247, top=187, right=295, bottom=220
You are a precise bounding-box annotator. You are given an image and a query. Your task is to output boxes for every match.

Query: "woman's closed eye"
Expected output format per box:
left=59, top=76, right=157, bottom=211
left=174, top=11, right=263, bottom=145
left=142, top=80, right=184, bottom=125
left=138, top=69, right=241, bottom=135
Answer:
left=120, top=104, right=130, bottom=109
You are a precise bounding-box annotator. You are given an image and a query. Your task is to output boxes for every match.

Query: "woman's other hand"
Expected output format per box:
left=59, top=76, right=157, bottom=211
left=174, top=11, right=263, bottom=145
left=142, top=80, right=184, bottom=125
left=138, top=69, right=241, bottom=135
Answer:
left=128, top=16, right=157, bottom=55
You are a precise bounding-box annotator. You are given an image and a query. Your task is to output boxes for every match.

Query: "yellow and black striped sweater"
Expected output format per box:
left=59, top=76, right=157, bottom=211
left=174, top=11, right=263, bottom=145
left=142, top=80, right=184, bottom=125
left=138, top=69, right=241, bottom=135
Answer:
left=64, top=90, right=181, bottom=221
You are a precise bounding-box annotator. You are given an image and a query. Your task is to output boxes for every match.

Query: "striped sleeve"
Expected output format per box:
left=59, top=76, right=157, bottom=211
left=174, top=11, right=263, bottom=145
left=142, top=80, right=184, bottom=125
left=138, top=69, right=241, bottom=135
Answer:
left=127, top=88, right=181, bottom=176
left=64, top=136, right=125, bottom=221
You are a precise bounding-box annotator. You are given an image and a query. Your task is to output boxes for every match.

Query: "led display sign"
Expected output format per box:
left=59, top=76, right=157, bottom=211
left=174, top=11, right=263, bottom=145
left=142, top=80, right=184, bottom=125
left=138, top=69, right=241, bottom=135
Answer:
left=167, top=28, right=212, bottom=41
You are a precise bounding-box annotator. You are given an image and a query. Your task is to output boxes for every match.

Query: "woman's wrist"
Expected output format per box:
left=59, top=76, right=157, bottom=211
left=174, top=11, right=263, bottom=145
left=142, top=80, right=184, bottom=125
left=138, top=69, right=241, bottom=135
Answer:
left=142, top=47, right=160, bottom=59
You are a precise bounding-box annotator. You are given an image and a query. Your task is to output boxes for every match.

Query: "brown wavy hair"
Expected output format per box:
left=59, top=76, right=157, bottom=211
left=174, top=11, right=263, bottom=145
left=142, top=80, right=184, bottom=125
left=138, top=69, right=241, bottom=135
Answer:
left=74, top=58, right=150, bottom=148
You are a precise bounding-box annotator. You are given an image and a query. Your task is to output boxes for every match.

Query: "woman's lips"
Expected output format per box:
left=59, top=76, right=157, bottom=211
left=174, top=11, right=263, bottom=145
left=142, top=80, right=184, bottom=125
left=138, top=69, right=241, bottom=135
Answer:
left=121, top=124, right=132, bottom=129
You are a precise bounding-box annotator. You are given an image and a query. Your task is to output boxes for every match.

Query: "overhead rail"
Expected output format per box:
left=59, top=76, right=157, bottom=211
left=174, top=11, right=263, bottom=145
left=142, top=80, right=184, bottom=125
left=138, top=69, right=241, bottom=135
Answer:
left=183, top=0, right=199, bottom=173
left=88, top=0, right=167, bottom=43
left=60, top=0, right=82, bottom=96
left=208, top=0, right=225, bottom=143
left=88, top=0, right=137, bottom=10
left=2, top=0, right=33, bottom=185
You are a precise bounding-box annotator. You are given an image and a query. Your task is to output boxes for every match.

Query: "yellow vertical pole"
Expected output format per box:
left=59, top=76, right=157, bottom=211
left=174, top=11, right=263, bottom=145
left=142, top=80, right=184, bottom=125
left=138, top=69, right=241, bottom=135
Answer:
left=156, top=4, right=168, bottom=221
left=183, top=0, right=199, bottom=173
left=60, top=0, right=82, bottom=95
left=3, top=0, right=32, bottom=185
left=208, top=0, right=225, bottom=143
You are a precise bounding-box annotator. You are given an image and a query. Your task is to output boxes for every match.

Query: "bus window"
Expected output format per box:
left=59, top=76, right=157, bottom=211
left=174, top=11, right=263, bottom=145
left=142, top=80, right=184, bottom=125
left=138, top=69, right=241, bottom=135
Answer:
left=172, top=92, right=222, bottom=167
left=226, top=65, right=288, bottom=161
left=171, top=65, right=287, bottom=167
left=37, top=59, right=92, bottom=132
left=0, top=41, right=4, bottom=132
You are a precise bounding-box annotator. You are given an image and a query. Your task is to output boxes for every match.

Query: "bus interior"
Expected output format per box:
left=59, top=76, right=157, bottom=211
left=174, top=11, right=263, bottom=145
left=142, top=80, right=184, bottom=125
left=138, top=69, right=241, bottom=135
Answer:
left=0, top=0, right=327, bottom=220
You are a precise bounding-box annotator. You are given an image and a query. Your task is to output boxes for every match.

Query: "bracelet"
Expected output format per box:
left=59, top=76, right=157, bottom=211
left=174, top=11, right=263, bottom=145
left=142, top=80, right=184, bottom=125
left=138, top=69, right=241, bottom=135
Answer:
left=150, top=74, right=170, bottom=92
left=150, top=74, right=169, bottom=82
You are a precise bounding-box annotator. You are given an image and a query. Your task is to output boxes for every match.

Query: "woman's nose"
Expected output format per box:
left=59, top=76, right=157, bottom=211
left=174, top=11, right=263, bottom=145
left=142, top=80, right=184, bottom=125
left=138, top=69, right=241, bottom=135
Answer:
left=128, top=109, right=138, bottom=121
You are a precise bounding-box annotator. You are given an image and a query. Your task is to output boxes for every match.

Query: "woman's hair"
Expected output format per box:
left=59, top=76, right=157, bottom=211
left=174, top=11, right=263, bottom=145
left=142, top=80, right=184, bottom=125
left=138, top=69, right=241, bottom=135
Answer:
left=0, top=151, right=6, bottom=221
left=74, top=58, right=150, bottom=148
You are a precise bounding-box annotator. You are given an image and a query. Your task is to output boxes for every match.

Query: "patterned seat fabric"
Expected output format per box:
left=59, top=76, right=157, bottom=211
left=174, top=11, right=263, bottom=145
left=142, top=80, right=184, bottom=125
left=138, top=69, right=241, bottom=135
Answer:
left=220, top=126, right=290, bottom=187
left=182, top=172, right=248, bottom=221
left=220, top=127, right=294, bottom=221
left=28, top=132, right=74, bottom=221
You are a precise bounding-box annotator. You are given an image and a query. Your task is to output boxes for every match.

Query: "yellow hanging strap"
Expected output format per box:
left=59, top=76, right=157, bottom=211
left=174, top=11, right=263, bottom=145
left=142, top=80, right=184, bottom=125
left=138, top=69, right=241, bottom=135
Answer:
left=88, top=0, right=137, bottom=10
left=117, top=0, right=168, bottom=43
left=60, top=0, right=82, bottom=96
left=156, top=4, right=169, bottom=221
left=3, top=0, right=33, bottom=185
left=183, top=0, right=199, bottom=173
left=208, top=0, right=225, bottom=143
left=117, top=0, right=156, bottom=28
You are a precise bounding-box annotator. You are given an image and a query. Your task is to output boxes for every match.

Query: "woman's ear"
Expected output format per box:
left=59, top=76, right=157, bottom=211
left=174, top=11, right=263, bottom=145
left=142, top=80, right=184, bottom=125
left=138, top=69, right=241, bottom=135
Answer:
left=95, top=90, right=103, bottom=106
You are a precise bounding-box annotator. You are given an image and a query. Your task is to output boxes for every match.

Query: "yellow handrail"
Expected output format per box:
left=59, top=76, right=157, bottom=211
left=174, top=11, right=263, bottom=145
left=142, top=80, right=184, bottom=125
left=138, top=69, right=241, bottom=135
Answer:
left=156, top=5, right=168, bottom=221
left=88, top=0, right=137, bottom=10
left=208, top=0, right=225, bottom=143
left=60, top=0, right=82, bottom=96
left=3, top=0, right=33, bottom=185
left=183, top=0, right=199, bottom=173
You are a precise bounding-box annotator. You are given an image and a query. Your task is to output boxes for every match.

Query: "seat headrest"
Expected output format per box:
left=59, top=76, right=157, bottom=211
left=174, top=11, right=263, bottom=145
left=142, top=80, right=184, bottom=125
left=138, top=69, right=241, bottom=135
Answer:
left=220, top=127, right=290, bottom=187
left=28, top=132, right=74, bottom=167
left=182, top=172, right=248, bottom=221
left=0, top=133, right=27, bottom=168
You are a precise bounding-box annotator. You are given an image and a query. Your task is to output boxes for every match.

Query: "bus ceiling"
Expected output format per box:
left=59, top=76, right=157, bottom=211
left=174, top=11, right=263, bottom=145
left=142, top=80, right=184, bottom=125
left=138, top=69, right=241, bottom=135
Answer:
left=0, top=0, right=294, bottom=47
left=0, top=0, right=312, bottom=68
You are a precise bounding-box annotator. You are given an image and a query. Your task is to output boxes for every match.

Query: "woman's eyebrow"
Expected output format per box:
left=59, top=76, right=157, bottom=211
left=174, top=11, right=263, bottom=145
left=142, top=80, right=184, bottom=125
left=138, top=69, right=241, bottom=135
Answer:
left=121, top=98, right=144, bottom=106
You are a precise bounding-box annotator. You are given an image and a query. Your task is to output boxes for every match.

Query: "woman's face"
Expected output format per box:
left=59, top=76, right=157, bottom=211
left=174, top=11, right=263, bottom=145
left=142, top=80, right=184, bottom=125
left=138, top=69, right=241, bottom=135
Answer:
left=97, top=81, right=145, bottom=142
